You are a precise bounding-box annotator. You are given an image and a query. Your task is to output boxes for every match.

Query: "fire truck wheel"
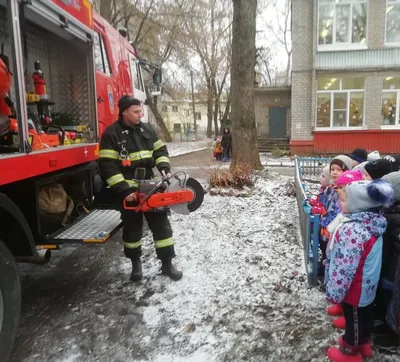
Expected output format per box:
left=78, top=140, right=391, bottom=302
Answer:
left=0, top=239, right=21, bottom=362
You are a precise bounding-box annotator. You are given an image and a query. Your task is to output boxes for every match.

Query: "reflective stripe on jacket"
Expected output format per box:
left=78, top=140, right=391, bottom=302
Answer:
left=98, top=119, right=170, bottom=198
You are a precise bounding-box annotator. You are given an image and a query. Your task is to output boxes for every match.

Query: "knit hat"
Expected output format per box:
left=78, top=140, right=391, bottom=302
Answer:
left=383, top=154, right=400, bottom=172
left=349, top=148, right=368, bottom=163
left=118, top=95, right=141, bottom=113
left=367, top=150, right=381, bottom=162
left=337, top=170, right=363, bottom=187
left=322, top=165, right=331, bottom=180
left=330, top=155, right=353, bottom=172
left=382, top=171, right=400, bottom=203
left=353, top=161, right=368, bottom=173
left=346, top=180, right=394, bottom=213
left=364, top=159, right=394, bottom=180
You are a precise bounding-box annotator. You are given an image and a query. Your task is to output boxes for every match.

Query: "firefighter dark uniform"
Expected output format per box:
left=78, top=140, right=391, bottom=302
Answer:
left=98, top=96, right=182, bottom=281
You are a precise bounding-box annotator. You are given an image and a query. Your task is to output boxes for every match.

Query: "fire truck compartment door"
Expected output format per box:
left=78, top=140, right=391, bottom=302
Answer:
left=49, top=209, right=122, bottom=244
left=24, top=0, right=92, bottom=43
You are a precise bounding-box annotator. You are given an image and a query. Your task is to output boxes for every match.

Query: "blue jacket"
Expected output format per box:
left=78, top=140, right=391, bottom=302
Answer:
left=325, top=211, right=387, bottom=307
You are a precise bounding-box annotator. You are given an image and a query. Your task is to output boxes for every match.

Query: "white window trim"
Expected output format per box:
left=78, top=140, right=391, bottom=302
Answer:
left=317, top=0, right=368, bottom=51
left=381, top=88, right=400, bottom=126
left=385, top=0, right=400, bottom=46
left=316, top=80, right=365, bottom=129
left=314, top=126, right=365, bottom=132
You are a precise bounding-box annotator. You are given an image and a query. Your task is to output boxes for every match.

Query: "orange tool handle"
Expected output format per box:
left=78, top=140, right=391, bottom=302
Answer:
left=123, top=190, right=194, bottom=212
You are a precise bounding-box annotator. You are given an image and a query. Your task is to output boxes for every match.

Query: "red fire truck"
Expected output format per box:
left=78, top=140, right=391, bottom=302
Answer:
left=0, top=1, right=162, bottom=360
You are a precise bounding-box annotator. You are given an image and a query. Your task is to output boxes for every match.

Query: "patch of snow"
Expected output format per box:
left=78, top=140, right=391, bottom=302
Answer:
left=168, top=140, right=211, bottom=157
left=18, top=172, right=395, bottom=362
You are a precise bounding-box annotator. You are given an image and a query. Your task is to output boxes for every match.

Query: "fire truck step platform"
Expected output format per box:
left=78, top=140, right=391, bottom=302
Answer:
left=50, top=209, right=122, bottom=243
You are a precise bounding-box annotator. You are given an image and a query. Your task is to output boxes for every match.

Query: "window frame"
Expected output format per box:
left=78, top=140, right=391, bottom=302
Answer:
left=172, top=105, right=178, bottom=112
left=128, top=54, right=145, bottom=92
left=381, top=77, right=400, bottom=128
left=317, top=0, right=368, bottom=52
left=94, top=31, right=112, bottom=76
left=385, top=0, right=400, bottom=46
left=316, top=77, right=366, bottom=130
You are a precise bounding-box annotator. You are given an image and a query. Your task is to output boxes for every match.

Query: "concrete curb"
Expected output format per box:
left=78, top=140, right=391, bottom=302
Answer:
left=169, top=147, right=208, bottom=158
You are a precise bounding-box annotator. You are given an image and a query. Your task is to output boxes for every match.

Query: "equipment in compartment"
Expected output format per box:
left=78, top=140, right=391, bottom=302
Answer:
left=0, top=6, right=95, bottom=153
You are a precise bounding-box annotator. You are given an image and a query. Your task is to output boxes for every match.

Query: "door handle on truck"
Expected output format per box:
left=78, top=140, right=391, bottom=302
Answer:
left=97, top=96, right=104, bottom=103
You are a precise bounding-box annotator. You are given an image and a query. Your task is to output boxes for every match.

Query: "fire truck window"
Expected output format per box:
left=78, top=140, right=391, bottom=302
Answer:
left=94, top=32, right=112, bottom=76
left=129, top=55, right=144, bottom=92
left=99, top=36, right=112, bottom=76
left=93, top=32, right=105, bottom=73
left=136, top=64, right=145, bottom=92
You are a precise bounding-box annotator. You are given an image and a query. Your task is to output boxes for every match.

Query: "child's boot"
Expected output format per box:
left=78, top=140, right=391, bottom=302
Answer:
left=327, top=304, right=343, bottom=316
left=339, top=336, right=372, bottom=358
left=333, top=316, right=346, bottom=329
left=327, top=345, right=362, bottom=362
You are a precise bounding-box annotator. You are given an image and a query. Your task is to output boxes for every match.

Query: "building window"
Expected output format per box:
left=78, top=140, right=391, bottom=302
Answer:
left=162, top=105, right=168, bottom=112
left=382, top=77, right=400, bottom=125
left=316, top=76, right=365, bottom=128
left=386, top=0, right=400, bottom=43
left=195, top=112, right=201, bottom=120
left=173, top=123, right=182, bottom=133
left=318, top=0, right=367, bottom=48
left=172, top=105, right=178, bottom=112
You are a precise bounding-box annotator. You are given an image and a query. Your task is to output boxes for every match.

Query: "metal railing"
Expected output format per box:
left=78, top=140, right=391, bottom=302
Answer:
left=295, top=157, right=331, bottom=285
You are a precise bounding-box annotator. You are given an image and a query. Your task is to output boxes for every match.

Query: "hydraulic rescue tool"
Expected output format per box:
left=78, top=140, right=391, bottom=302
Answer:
left=124, top=171, right=204, bottom=215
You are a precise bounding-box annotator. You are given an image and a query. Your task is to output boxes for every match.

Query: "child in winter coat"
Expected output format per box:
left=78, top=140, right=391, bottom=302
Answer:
left=373, top=171, right=400, bottom=349
left=214, top=139, right=223, bottom=161
left=308, top=165, right=331, bottom=213
left=325, top=180, right=394, bottom=362
left=325, top=170, right=363, bottom=328
left=319, top=155, right=353, bottom=268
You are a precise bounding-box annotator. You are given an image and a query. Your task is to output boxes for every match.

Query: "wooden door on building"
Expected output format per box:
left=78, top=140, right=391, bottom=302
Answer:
left=268, top=106, right=287, bottom=138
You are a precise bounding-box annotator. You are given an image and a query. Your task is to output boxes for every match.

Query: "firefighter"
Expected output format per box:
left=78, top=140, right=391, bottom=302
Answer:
left=98, top=96, right=182, bottom=282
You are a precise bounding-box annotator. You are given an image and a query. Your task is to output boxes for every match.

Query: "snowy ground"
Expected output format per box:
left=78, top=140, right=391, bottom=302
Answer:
left=168, top=140, right=211, bottom=157
left=12, top=165, right=400, bottom=361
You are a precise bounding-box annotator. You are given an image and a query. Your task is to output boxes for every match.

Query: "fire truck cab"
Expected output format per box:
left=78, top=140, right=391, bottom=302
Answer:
left=0, top=1, right=161, bottom=360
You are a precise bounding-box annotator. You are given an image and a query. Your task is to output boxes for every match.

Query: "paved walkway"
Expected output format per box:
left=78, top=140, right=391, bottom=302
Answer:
left=170, top=148, right=229, bottom=181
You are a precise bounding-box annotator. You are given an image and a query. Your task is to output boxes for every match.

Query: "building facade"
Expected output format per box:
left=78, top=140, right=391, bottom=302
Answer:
left=255, top=86, right=291, bottom=138
left=291, top=0, right=400, bottom=155
left=160, top=100, right=228, bottom=141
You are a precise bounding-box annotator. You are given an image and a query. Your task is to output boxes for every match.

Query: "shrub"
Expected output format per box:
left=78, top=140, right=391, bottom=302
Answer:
left=271, top=146, right=290, bottom=157
left=209, top=165, right=254, bottom=189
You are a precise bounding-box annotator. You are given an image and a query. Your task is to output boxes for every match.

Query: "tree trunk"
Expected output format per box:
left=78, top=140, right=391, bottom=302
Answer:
left=206, top=80, right=214, bottom=138
left=146, top=95, right=172, bottom=142
left=221, top=96, right=231, bottom=124
left=230, top=0, right=261, bottom=170
left=213, top=100, right=219, bottom=136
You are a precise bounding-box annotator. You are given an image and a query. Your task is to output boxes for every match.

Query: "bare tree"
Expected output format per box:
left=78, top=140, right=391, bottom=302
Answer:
left=95, top=0, right=181, bottom=141
left=180, top=0, right=232, bottom=138
left=259, top=0, right=291, bottom=84
left=230, top=0, right=261, bottom=170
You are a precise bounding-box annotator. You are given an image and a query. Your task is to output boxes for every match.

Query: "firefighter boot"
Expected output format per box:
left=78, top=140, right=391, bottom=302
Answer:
left=130, top=258, right=143, bottom=282
left=161, top=259, right=183, bottom=281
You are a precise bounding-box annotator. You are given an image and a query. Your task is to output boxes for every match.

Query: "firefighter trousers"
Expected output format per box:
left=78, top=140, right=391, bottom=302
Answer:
left=122, top=209, right=175, bottom=262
